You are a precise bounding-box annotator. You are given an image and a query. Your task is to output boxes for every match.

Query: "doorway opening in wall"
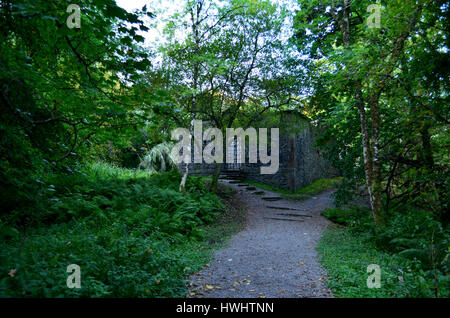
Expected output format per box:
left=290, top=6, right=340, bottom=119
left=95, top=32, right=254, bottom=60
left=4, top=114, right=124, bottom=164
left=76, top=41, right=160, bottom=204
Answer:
left=225, top=139, right=242, bottom=171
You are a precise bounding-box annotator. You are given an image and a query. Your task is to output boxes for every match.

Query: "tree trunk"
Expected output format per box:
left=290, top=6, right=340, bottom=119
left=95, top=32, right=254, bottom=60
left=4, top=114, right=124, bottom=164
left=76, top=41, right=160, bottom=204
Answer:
left=179, top=163, right=189, bottom=192
left=210, top=162, right=222, bottom=193
left=180, top=116, right=195, bottom=193
left=179, top=1, right=202, bottom=193
left=333, top=1, right=421, bottom=226
left=355, top=88, right=375, bottom=215
left=420, top=123, right=434, bottom=170
left=338, top=0, right=384, bottom=225
left=369, top=92, right=383, bottom=225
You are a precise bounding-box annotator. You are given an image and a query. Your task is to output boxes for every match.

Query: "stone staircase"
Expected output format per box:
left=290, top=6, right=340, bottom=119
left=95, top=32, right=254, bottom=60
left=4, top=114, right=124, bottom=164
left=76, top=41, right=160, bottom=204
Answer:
left=219, top=169, right=246, bottom=182
left=219, top=170, right=314, bottom=223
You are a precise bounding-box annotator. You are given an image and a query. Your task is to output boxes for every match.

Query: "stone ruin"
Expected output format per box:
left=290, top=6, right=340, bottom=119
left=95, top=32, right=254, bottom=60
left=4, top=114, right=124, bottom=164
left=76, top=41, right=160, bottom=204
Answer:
left=179, top=111, right=339, bottom=191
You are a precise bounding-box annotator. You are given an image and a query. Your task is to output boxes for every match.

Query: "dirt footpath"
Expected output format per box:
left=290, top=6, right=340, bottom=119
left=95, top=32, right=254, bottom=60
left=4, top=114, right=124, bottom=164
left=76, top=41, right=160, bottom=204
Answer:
left=189, top=181, right=335, bottom=298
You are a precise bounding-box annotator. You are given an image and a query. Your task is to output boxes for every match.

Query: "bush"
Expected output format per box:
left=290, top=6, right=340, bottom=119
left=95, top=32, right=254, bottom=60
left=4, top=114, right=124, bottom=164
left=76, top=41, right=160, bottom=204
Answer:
left=0, top=164, right=225, bottom=297
left=320, top=206, right=450, bottom=297
left=139, top=142, right=175, bottom=172
left=321, top=207, right=363, bottom=225
left=318, top=228, right=438, bottom=297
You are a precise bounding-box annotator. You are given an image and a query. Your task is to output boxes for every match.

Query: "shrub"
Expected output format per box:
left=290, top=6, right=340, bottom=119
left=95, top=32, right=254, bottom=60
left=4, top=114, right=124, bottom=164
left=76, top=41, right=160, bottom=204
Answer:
left=0, top=164, right=225, bottom=297
left=320, top=206, right=450, bottom=297
left=139, top=142, right=175, bottom=172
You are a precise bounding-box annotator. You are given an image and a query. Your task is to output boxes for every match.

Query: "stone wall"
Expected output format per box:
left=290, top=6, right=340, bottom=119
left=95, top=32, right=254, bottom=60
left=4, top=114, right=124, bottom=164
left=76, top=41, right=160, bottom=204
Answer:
left=241, top=113, right=339, bottom=190
left=180, top=162, right=217, bottom=176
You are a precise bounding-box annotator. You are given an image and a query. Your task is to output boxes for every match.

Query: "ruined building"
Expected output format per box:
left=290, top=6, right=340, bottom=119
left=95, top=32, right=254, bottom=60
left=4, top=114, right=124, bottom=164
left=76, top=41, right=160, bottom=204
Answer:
left=180, top=111, right=339, bottom=191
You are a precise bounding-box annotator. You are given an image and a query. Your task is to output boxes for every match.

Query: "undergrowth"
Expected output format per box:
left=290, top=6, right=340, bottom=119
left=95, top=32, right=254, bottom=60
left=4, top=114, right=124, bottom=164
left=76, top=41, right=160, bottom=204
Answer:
left=318, top=206, right=449, bottom=297
left=0, top=163, right=240, bottom=297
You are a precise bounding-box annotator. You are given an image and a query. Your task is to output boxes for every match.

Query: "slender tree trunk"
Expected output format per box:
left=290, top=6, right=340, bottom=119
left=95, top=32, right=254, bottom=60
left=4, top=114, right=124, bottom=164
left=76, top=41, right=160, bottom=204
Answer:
left=369, top=92, right=383, bottom=225
left=420, top=123, right=434, bottom=170
left=337, top=0, right=383, bottom=225
left=342, top=0, right=351, bottom=45
left=179, top=163, right=189, bottom=192
left=355, top=88, right=374, bottom=212
left=180, top=1, right=202, bottom=193
left=331, top=1, right=422, bottom=225
left=210, top=162, right=222, bottom=193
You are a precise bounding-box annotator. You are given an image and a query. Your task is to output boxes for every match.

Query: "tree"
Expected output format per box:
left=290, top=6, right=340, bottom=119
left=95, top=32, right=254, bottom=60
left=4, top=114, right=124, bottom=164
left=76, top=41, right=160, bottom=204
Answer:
left=0, top=0, right=153, bottom=219
left=293, top=0, right=449, bottom=224
left=161, top=0, right=301, bottom=192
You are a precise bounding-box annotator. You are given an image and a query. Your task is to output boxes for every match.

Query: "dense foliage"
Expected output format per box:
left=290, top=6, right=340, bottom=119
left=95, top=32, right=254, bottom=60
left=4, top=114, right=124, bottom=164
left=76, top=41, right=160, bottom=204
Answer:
left=0, top=0, right=154, bottom=223
left=0, top=165, right=225, bottom=297
left=320, top=206, right=449, bottom=297
left=293, top=0, right=449, bottom=225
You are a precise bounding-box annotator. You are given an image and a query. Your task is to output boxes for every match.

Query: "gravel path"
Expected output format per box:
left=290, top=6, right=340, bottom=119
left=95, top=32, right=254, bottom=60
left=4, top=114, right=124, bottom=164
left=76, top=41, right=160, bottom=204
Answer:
left=189, top=181, right=335, bottom=298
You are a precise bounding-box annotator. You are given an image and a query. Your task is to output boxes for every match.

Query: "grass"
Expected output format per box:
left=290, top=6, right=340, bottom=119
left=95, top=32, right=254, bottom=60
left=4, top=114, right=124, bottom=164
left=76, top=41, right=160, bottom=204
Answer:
left=171, top=183, right=246, bottom=275
left=245, top=177, right=342, bottom=201
left=0, top=163, right=245, bottom=297
left=317, top=226, right=426, bottom=297
left=321, top=207, right=361, bottom=225
left=318, top=207, right=449, bottom=298
left=89, top=161, right=153, bottom=180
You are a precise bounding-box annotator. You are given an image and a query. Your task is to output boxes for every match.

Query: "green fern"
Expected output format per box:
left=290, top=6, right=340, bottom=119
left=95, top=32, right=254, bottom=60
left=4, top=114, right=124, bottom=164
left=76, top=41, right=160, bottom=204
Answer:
left=139, top=142, right=175, bottom=172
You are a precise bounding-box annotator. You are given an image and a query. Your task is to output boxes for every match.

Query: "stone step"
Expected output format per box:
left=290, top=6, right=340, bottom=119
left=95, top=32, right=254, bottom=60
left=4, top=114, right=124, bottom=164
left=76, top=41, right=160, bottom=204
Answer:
left=253, top=191, right=265, bottom=195
left=266, top=206, right=307, bottom=212
left=220, top=171, right=242, bottom=176
left=245, top=186, right=257, bottom=191
left=237, top=184, right=250, bottom=187
left=219, top=175, right=242, bottom=178
left=276, top=212, right=312, bottom=218
left=219, top=177, right=243, bottom=181
left=263, top=216, right=305, bottom=222
left=228, top=180, right=242, bottom=184
left=261, top=197, right=282, bottom=201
